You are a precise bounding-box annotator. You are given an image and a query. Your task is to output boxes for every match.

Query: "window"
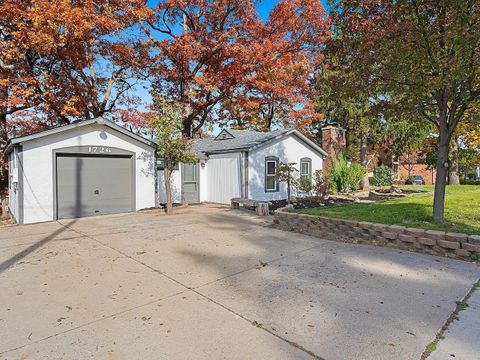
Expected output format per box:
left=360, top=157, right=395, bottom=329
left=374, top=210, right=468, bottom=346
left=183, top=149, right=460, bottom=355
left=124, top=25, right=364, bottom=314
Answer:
left=300, top=157, right=312, bottom=181
left=156, top=159, right=179, bottom=171
left=265, top=156, right=279, bottom=192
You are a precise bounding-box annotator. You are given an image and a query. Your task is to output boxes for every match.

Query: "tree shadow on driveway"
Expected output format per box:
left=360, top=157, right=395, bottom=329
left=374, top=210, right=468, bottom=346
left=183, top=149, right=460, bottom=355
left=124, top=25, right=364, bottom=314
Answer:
left=0, top=219, right=77, bottom=274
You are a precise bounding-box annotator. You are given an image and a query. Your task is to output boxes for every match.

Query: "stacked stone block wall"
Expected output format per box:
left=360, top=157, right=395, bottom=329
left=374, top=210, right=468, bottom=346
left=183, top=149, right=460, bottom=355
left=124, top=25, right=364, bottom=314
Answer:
left=274, top=208, right=480, bottom=261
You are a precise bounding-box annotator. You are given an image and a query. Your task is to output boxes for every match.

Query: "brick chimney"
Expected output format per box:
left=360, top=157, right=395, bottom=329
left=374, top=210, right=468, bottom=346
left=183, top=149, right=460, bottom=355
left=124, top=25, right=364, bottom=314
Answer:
left=321, top=123, right=346, bottom=175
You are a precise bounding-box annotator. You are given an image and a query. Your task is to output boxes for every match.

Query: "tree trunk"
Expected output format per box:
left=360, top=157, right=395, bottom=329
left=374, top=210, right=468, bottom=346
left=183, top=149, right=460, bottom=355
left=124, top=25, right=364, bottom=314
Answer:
left=182, top=120, right=192, bottom=138
left=0, top=87, right=9, bottom=193
left=287, top=176, right=291, bottom=204
left=359, top=132, right=369, bottom=190
left=0, top=86, right=8, bottom=151
left=0, top=113, right=7, bottom=153
left=164, top=166, right=173, bottom=215
left=433, top=130, right=450, bottom=223
left=448, top=139, right=460, bottom=185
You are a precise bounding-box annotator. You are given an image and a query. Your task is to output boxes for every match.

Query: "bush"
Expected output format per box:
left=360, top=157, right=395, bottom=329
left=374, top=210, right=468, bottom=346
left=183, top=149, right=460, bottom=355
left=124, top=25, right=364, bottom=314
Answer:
left=312, top=169, right=326, bottom=198
left=370, top=165, right=394, bottom=186
left=329, top=153, right=366, bottom=193
left=298, top=176, right=313, bottom=194
left=460, top=178, right=480, bottom=185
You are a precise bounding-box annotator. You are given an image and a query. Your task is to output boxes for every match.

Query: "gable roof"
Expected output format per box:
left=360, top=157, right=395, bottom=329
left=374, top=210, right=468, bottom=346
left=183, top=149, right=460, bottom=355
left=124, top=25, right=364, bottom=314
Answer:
left=215, top=129, right=235, bottom=140
left=192, top=129, right=328, bottom=157
left=4, top=117, right=157, bottom=154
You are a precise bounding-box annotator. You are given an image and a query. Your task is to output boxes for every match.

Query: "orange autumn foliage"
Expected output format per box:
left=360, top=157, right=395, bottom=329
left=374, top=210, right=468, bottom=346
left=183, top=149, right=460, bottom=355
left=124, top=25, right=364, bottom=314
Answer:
left=145, top=0, right=329, bottom=136
left=0, top=0, right=152, bottom=125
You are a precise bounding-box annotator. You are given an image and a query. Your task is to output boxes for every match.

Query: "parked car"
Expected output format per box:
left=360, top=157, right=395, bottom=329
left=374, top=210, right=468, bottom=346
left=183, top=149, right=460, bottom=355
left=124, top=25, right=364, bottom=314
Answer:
left=405, top=175, right=426, bottom=185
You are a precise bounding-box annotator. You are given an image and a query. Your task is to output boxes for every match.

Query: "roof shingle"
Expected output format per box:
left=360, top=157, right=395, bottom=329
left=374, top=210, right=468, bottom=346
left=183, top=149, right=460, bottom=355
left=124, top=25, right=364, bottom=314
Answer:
left=192, top=129, right=289, bottom=154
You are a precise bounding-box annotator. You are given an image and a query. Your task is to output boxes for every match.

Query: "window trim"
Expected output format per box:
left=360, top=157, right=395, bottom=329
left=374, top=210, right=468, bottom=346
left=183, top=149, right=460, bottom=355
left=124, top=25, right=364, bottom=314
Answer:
left=300, top=157, right=312, bottom=180
left=265, top=156, right=279, bottom=192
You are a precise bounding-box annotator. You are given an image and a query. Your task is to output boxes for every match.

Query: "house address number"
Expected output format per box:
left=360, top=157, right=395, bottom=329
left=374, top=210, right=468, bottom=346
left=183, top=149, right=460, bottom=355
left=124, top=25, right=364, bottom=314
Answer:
left=88, top=146, right=113, bottom=153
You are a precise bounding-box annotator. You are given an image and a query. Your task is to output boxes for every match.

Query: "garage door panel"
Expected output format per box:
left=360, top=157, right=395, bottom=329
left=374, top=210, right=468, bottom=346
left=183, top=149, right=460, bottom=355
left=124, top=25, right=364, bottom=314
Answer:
left=56, top=155, right=133, bottom=219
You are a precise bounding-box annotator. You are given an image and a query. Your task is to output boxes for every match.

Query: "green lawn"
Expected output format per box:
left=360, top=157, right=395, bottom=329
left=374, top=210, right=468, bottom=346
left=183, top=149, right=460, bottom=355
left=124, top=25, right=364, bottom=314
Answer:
left=296, top=185, right=480, bottom=235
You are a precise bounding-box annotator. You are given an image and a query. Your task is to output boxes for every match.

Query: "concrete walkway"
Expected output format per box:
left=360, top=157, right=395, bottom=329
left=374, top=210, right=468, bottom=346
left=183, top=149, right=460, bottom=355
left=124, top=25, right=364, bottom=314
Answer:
left=0, top=205, right=479, bottom=360
left=429, top=286, right=480, bottom=360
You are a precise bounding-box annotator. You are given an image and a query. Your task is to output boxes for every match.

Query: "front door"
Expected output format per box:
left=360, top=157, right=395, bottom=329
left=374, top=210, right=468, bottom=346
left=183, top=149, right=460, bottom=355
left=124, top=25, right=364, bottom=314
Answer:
left=181, top=163, right=199, bottom=204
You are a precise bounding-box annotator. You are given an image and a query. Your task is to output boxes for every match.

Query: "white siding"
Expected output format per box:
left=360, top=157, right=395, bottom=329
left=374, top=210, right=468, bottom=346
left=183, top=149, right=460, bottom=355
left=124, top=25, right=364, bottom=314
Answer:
left=8, top=151, right=19, bottom=222
left=248, top=134, right=323, bottom=201
left=205, top=153, right=241, bottom=204
left=20, top=123, right=156, bottom=224
left=157, top=168, right=182, bottom=204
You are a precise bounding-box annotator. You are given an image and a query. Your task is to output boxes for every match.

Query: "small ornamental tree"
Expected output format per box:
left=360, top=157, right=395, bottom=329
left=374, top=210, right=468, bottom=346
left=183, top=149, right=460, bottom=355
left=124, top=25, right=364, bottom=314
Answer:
left=151, top=99, right=196, bottom=215
left=312, top=169, right=326, bottom=199
left=275, top=162, right=298, bottom=205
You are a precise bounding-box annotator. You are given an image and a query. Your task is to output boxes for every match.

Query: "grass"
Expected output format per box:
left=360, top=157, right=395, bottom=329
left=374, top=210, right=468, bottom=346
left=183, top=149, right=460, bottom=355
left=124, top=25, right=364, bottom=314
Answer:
left=455, top=301, right=469, bottom=310
left=425, top=342, right=437, bottom=353
left=296, top=185, right=480, bottom=235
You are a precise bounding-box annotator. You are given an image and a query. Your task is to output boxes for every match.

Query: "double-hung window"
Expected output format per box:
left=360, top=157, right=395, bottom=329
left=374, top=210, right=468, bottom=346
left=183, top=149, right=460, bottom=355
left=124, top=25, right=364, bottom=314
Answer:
left=300, top=157, right=312, bottom=181
left=265, top=156, right=279, bottom=192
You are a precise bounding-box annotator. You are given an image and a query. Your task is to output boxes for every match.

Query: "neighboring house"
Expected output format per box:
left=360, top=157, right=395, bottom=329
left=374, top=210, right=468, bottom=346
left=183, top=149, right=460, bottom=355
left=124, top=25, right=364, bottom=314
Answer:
left=158, top=129, right=327, bottom=205
left=397, top=161, right=436, bottom=185
left=6, top=120, right=327, bottom=225
left=5, top=118, right=157, bottom=224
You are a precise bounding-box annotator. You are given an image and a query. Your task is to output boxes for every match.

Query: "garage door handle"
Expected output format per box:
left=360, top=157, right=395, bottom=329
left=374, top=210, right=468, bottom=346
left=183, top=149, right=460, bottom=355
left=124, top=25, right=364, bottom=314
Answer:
left=94, top=190, right=99, bottom=195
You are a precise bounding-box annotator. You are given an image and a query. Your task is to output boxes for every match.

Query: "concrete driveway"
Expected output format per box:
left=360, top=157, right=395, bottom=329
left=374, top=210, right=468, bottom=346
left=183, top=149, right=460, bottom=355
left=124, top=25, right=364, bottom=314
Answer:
left=0, top=206, right=479, bottom=360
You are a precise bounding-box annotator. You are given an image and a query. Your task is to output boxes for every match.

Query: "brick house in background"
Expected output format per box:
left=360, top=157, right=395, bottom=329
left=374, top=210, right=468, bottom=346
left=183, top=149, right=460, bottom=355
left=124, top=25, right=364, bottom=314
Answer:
left=368, top=151, right=436, bottom=185
left=397, top=153, right=436, bottom=185
left=320, top=123, right=436, bottom=185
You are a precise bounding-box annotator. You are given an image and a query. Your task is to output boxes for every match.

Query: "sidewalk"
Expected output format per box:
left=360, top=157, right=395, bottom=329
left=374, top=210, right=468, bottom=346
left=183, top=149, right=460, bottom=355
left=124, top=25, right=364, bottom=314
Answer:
left=429, top=285, right=480, bottom=359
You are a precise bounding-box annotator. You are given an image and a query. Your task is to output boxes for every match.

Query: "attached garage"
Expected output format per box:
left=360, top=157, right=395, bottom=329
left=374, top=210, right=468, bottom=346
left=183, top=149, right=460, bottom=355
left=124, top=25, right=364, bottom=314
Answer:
left=5, top=118, right=157, bottom=224
left=55, top=151, right=135, bottom=219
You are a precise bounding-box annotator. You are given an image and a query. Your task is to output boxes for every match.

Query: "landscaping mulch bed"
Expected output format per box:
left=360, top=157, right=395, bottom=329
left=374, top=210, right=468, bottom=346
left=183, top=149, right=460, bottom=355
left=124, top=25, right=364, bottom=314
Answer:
left=268, top=187, right=428, bottom=212
left=268, top=196, right=355, bottom=212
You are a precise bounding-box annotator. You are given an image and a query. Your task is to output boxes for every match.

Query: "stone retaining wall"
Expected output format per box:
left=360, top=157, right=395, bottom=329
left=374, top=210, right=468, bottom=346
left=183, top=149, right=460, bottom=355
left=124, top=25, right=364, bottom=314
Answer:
left=274, top=208, right=480, bottom=261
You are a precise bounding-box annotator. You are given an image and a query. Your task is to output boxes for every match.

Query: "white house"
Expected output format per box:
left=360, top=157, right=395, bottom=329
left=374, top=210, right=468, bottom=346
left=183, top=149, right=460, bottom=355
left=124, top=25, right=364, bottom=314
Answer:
left=5, top=118, right=157, bottom=224
left=6, top=119, right=327, bottom=224
left=158, top=129, right=327, bottom=205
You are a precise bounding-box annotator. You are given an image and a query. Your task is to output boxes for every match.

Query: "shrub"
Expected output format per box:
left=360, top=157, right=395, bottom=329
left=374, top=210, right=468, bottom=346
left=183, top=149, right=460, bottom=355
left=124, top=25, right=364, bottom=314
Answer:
left=329, top=153, right=366, bottom=193
left=312, top=169, right=326, bottom=198
left=299, top=176, right=313, bottom=194
left=370, top=165, right=395, bottom=186
left=460, top=178, right=480, bottom=185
